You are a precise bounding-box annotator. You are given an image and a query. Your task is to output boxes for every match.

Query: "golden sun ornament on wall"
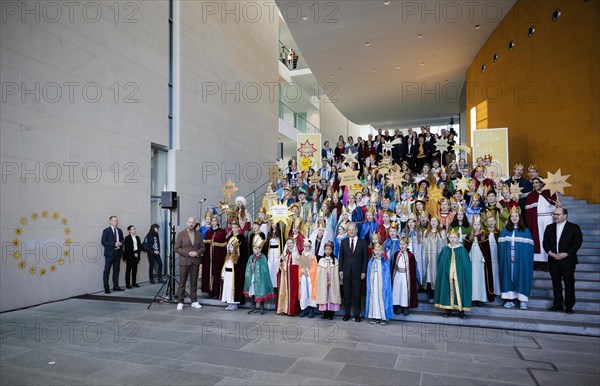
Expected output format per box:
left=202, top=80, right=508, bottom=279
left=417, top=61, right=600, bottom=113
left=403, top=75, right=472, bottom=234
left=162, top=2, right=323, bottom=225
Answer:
left=8, top=210, right=72, bottom=277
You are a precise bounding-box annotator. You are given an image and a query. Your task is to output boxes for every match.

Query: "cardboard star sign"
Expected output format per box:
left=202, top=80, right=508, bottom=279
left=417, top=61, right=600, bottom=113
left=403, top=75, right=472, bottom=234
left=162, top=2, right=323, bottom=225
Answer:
left=434, top=138, right=450, bottom=154
left=221, top=178, right=239, bottom=203
left=343, top=151, right=358, bottom=165
left=269, top=202, right=293, bottom=224
left=544, top=169, right=572, bottom=196
left=387, top=169, right=404, bottom=188
left=297, top=140, right=318, bottom=159
left=338, top=168, right=360, bottom=187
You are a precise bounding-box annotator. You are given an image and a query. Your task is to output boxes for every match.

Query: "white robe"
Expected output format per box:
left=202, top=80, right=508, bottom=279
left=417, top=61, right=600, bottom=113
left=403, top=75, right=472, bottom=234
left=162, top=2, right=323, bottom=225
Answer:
left=488, top=233, right=501, bottom=296
left=469, top=240, right=488, bottom=302
left=534, top=194, right=554, bottom=262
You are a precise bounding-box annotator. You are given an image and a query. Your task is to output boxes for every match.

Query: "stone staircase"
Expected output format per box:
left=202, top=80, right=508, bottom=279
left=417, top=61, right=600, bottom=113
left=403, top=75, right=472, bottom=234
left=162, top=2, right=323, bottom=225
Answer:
left=403, top=195, right=600, bottom=336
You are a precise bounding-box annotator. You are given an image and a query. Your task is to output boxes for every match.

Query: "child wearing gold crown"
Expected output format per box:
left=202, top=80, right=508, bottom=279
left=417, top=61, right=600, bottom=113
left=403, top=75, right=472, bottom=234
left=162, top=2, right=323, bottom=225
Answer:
left=498, top=207, right=534, bottom=310
left=365, top=243, right=393, bottom=325
left=221, top=237, right=241, bottom=310
left=243, top=234, right=275, bottom=314
left=276, top=238, right=300, bottom=316
left=383, top=221, right=401, bottom=263
left=434, top=228, right=472, bottom=319
left=392, top=237, right=418, bottom=315
left=401, top=213, right=424, bottom=288
left=464, top=215, right=495, bottom=307
left=423, top=216, right=447, bottom=303
left=316, top=241, right=341, bottom=320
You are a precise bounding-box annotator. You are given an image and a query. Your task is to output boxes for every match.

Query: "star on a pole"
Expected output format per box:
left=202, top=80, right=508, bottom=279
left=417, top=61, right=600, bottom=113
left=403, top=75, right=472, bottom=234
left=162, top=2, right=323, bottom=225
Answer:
left=544, top=169, right=572, bottom=196
left=343, top=151, right=358, bottom=165
left=452, top=145, right=472, bottom=155
left=382, top=138, right=402, bottom=153
left=387, top=169, right=404, bottom=188
left=434, top=138, right=450, bottom=153
left=221, top=179, right=239, bottom=203
left=338, top=169, right=360, bottom=187
left=509, top=182, right=524, bottom=201
left=268, top=202, right=293, bottom=224
left=456, top=176, right=470, bottom=191
left=277, top=159, right=288, bottom=172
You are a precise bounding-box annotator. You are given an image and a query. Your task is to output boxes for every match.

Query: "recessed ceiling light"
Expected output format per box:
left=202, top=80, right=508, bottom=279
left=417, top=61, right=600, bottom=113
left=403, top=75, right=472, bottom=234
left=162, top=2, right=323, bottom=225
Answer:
left=384, top=0, right=391, bottom=5
left=419, top=62, right=425, bottom=66
left=302, top=16, right=308, bottom=20
left=417, top=34, right=423, bottom=38
left=330, top=74, right=334, bottom=78
left=372, top=68, right=378, bottom=72
left=395, top=65, right=401, bottom=69
left=475, top=24, right=481, bottom=29
left=365, top=42, right=371, bottom=46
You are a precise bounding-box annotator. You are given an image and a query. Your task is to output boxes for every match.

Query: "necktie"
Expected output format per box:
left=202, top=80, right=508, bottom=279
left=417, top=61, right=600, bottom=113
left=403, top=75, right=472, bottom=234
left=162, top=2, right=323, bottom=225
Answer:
left=351, top=238, right=355, bottom=254
left=113, top=228, right=117, bottom=242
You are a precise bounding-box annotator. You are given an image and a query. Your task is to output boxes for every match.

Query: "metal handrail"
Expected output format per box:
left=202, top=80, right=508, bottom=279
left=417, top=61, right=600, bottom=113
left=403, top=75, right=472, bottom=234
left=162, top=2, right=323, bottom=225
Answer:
left=279, top=100, right=320, bottom=133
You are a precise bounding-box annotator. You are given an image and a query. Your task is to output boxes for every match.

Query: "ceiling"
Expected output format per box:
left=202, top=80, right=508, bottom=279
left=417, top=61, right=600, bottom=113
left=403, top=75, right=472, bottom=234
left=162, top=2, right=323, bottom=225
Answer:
left=276, top=0, right=516, bottom=128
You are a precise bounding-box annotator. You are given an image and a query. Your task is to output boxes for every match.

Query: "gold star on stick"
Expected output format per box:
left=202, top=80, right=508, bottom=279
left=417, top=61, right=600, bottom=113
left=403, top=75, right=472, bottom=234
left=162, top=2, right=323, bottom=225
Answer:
left=343, top=151, right=358, bottom=165
left=510, top=182, right=524, bottom=201
left=268, top=202, right=293, bottom=224
left=544, top=169, right=572, bottom=196
left=453, top=145, right=472, bottom=155
left=434, top=138, right=450, bottom=153
left=387, top=169, right=404, bottom=188
left=338, top=169, right=360, bottom=187
left=221, top=179, right=239, bottom=203
left=456, top=176, right=470, bottom=191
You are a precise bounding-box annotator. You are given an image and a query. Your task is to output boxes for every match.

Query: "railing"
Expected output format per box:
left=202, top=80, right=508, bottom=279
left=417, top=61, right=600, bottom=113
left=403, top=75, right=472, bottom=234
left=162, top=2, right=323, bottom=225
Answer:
left=279, top=40, right=308, bottom=71
left=279, top=101, right=320, bottom=133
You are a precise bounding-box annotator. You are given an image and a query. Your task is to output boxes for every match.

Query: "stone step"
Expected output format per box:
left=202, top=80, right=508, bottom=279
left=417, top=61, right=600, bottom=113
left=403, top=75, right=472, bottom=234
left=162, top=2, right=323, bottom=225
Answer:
left=581, top=241, right=600, bottom=248
left=414, top=303, right=600, bottom=324
left=578, top=248, right=600, bottom=256
left=578, top=255, right=599, bottom=263
left=414, top=293, right=600, bottom=312
left=533, top=271, right=600, bottom=280
left=579, top=262, right=600, bottom=271
left=534, top=278, right=600, bottom=290
left=579, top=227, right=600, bottom=234
left=531, top=288, right=600, bottom=300
left=585, top=235, right=600, bottom=242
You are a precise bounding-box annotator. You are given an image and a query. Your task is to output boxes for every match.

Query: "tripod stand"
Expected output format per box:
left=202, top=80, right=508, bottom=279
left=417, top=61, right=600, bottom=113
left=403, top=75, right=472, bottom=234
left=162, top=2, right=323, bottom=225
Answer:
left=148, top=208, right=189, bottom=309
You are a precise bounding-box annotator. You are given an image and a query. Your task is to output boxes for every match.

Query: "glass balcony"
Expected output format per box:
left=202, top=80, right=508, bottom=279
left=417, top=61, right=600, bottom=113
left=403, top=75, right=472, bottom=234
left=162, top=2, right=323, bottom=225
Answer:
left=279, top=101, right=319, bottom=133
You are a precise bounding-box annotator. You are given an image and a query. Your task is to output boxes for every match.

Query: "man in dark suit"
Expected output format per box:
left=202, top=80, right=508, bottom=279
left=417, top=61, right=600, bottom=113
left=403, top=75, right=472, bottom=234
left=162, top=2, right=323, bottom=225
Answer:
left=123, top=225, right=142, bottom=289
left=174, top=216, right=206, bottom=311
left=543, top=207, right=583, bottom=314
left=338, top=222, right=368, bottom=322
left=101, top=215, right=125, bottom=293
left=404, top=137, right=416, bottom=171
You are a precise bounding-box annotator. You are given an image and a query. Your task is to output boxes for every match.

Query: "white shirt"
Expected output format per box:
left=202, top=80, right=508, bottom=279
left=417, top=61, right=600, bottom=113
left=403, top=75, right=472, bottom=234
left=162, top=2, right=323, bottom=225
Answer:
left=348, top=237, right=358, bottom=251
left=111, top=226, right=119, bottom=242
left=132, top=235, right=138, bottom=250
left=556, top=221, right=566, bottom=253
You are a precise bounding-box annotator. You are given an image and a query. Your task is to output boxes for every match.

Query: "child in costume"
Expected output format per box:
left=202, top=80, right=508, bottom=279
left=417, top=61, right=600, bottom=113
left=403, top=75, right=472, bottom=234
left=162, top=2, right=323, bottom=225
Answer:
left=392, top=237, right=418, bottom=315
left=316, top=241, right=341, bottom=320
left=243, top=235, right=275, bottom=314
left=298, top=239, right=318, bottom=318
left=365, top=243, right=393, bottom=325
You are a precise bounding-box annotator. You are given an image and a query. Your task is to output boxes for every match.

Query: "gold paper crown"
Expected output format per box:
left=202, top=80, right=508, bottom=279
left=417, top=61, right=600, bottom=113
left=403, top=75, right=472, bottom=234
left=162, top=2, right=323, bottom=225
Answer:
left=501, top=184, right=510, bottom=192
left=373, top=243, right=383, bottom=250
left=399, top=237, right=409, bottom=244
left=528, top=163, right=538, bottom=171
left=457, top=205, right=466, bottom=214
left=228, top=237, right=240, bottom=250
left=339, top=220, right=349, bottom=231
left=258, top=207, right=267, bottom=215
left=317, top=220, right=327, bottom=229
left=510, top=206, right=521, bottom=215
left=448, top=228, right=460, bottom=237
left=292, top=217, right=303, bottom=228
left=475, top=166, right=485, bottom=172
left=341, top=206, right=350, bottom=214
left=366, top=207, right=375, bottom=215
left=514, top=162, right=524, bottom=169
left=390, top=221, right=399, bottom=230
left=485, top=209, right=496, bottom=220
left=407, top=213, right=417, bottom=222
left=252, top=234, right=264, bottom=249
left=204, top=208, right=214, bottom=219
left=439, top=197, right=449, bottom=205
left=472, top=214, right=482, bottom=225
left=483, top=154, right=493, bottom=161
left=472, top=193, right=481, bottom=201
left=317, top=209, right=324, bottom=217
left=333, top=190, right=339, bottom=198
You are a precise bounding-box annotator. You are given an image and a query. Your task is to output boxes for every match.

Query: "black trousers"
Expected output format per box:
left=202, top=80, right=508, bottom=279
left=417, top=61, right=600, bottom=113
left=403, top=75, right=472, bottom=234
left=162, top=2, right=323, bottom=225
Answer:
left=342, top=274, right=362, bottom=317
left=103, top=254, right=121, bottom=290
left=148, top=252, right=163, bottom=280
left=125, top=260, right=138, bottom=286
left=549, top=259, right=576, bottom=309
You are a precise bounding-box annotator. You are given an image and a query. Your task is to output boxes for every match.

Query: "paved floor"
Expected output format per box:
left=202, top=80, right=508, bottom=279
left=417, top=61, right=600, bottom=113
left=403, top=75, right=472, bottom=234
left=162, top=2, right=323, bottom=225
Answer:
left=1, top=284, right=599, bottom=385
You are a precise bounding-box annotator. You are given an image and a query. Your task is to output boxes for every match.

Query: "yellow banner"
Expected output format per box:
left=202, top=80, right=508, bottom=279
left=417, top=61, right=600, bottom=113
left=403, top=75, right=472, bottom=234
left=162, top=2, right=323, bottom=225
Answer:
left=296, top=133, right=321, bottom=171
left=472, top=128, right=509, bottom=179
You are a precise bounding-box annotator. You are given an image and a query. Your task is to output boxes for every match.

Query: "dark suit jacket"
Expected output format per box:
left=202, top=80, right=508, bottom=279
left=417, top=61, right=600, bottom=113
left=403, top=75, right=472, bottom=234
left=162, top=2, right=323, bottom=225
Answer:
left=123, top=235, right=142, bottom=262
left=102, top=227, right=124, bottom=257
left=543, top=221, right=583, bottom=264
left=338, top=237, right=368, bottom=279
left=174, top=229, right=205, bottom=266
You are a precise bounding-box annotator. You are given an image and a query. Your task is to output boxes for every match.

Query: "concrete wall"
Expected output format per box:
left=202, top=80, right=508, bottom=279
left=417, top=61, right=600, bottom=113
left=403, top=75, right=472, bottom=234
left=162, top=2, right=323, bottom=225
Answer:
left=0, top=0, right=279, bottom=311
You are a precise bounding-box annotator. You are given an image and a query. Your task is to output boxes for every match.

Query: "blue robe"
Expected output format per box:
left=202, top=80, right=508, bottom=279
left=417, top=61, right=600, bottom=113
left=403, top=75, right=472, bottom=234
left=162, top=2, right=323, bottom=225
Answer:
left=383, top=237, right=401, bottom=267
left=365, top=256, right=394, bottom=320
left=334, top=235, right=347, bottom=258
left=351, top=206, right=365, bottom=233
left=359, top=221, right=378, bottom=244
left=199, top=225, right=211, bottom=239
left=498, top=228, right=534, bottom=296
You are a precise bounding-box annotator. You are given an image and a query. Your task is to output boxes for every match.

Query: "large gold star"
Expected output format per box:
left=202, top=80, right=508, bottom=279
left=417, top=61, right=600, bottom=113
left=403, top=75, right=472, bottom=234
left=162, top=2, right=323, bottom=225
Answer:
left=544, top=169, right=572, bottom=196
left=434, top=138, right=450, bottom=153
left=382, top=138, right=402, bottom=153
left=455, top=176, right=470, bottom=191
left=510, top=182, right=524, bottom=201
left=221, top=179, right=239, bottom=203
left=452, top=145, right=472, bottom=155
left=387, top=169, right=404, bottom=188
left=338, top=169, right=360, bottom=187
left=269, top=203, right=293, bottom=225
left=343, top=151, right=358, bottom=165
left=297, top=140, right=317, bottom=158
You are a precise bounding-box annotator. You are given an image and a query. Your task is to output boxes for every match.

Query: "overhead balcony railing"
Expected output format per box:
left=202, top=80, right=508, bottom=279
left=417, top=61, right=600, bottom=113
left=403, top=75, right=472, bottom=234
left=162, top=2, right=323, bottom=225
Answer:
left=279, top=101, right=319, bottom=133
left=279, top=40, right=308, bottom=71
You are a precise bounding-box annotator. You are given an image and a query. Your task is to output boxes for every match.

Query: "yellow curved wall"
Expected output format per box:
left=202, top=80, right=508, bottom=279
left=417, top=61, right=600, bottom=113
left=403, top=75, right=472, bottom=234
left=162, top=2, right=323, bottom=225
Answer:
left=466, top=0, right=599, bottom=203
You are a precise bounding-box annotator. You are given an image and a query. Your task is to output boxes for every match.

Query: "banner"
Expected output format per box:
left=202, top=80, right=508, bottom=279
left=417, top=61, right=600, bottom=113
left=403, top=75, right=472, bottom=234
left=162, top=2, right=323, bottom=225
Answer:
left=296, top=133, right=321, bottom=171
left=472, top=128, right=509, bottom=179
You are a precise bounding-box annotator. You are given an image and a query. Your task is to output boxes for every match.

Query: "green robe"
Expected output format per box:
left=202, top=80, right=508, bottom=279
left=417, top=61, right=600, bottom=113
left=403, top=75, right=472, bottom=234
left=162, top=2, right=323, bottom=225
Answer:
left=243, top=253, right=275, bottom=302
left=434, top=244, right=472, bottom=311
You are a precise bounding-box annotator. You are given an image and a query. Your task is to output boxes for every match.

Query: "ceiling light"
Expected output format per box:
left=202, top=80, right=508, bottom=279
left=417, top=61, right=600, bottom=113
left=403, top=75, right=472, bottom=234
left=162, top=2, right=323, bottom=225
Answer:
left=372, top=68, right=378, bottom=72
left=384, top=0, right=391, bottom=5
left=365, top=42, right=371, bottom=46
left=417, top=34, right=423, bottom=38
left=302, top=16, right=308, bottom=20
left=419, top=62, right=425, bottom=66
left=395, top=65, right=401, bottom=69
left=330, top=74, right=334, bottom=78
left=475, top=24, right=481, bottom=29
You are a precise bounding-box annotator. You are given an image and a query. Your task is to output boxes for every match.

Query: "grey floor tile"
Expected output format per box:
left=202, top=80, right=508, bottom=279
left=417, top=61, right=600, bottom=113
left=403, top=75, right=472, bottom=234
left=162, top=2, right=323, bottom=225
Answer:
left=530, top=369, right=600, bottom=386
left=421, top=373, right=518, bottom=386
left=447, top=340, right=521, bottom=359
left=324, top=347, right=398, bottom=369
left=0, top=366, right=44, bottom=386
left=354, top=342, right=424, bottom=357
left=287, top=358, right=345, bottom=380
left=336, top=363, right=421, bottom=385
left=129, top=367, right=222, bottom=385
left=125, top=340, right=198, bottom=359
left=240, top=340, right=332, bottom=359
left=517, top=347, right=600, bottom=367
left=180, top=346, right=297, bottom=373
left=394, top=354, right=536, bottom=385
left=86, top=362, right=156, bottom=385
